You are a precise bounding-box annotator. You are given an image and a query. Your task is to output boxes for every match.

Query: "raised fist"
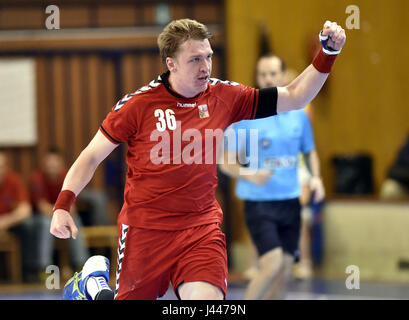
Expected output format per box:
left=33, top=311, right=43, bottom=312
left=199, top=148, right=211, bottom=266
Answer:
left=321, top=20, right=346, bottom=52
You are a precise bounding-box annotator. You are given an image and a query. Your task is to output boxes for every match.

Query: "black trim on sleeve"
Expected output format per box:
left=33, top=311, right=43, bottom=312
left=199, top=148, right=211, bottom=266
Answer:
left=255, top=87, right=278, bottom=119
left=250, top=88, right=258, bottom=120
left=100, top=125, right=122, bottom=144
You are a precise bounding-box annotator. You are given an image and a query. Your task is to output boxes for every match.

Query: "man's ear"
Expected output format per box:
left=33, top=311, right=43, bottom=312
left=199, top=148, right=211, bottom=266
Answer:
left=166, top=57, right=177, bottom=72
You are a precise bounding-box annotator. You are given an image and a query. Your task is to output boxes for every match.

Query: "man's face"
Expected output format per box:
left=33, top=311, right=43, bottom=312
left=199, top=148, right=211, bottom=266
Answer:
left=256, top=56, right=287, bottom=89
left=167, top=39, right=213, bottom=97
left=42, top=153, right=64, bottom=180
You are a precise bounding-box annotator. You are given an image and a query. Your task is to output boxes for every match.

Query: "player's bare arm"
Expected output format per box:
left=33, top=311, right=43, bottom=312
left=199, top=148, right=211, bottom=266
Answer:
left=50, top=130, right=118, bottom=239
left=0, top=202, right=31, bottom=231
left=303, top=150, right=321, bottom=179
left=277, top=21, right=346, bottom=113
left=219, top=150, right=273, bottom=186
left=303, top=150, right=325, bottom=202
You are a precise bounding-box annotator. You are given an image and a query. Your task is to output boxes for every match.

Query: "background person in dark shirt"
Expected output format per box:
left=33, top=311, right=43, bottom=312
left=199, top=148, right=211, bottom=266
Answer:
left=30, top=148, right=89, bottom=278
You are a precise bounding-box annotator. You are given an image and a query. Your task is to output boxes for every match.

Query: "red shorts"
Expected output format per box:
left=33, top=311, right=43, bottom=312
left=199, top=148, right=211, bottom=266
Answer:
left=114, top=223, right=228, bottom=300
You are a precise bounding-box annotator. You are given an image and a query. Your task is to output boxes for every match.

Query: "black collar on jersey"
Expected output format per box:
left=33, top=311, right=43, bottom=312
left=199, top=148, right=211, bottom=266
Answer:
left=160, top=71, right=202, bottom=100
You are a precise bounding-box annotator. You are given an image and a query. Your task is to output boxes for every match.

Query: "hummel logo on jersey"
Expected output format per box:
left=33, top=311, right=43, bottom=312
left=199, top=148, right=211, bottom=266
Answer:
left=177, top=102, right=196, bottom=108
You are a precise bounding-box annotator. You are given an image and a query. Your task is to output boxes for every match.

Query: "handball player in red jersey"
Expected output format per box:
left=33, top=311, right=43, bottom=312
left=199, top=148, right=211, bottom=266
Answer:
left=51, top=19, right=346, bottom=300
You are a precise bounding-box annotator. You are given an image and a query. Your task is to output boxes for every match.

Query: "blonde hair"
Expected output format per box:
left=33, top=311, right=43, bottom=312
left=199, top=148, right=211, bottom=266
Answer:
left=157, top=19, right=212, bottom=67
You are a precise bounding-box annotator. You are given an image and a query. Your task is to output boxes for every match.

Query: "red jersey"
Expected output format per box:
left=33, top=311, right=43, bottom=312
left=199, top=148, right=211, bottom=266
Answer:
left=30, top=169, right=67, bottom=210
left=0, top=171, right=28, bottom=215
left=100, top=72, right=260, bottom=230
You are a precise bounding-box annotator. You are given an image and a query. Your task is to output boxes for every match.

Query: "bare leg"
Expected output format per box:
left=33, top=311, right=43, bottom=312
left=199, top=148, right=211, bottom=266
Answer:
left=244, top=247, right=284, bottom=300
left=243, top=242, right=259, bottom=281
left=299, top=216, right=311, bottom=263
left=264, top=253, right=294, bottom=299
left=178, top=281, right=224, bottom=300
left=294, top=208, right=313, bottom=280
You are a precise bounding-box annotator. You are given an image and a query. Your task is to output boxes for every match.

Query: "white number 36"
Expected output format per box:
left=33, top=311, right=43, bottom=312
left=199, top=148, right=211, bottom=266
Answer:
left=154, top=109, right=177, bottom=132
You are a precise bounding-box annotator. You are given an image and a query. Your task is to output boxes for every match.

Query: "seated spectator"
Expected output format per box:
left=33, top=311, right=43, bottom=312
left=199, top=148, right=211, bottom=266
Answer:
left=0, top=152, right=37, bottom=282
left=77, top=188, right=110, bottom=226
left=30, top=148, right=90, bottom=278
left=380, top=133, right=409, bottom=200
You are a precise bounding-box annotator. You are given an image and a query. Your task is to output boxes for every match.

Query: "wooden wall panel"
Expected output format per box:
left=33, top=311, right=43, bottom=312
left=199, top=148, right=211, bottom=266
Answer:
left=211, top=52, right=221, bottom=80
left=139, top=54, right=155, bottom=88
left=0, top=54, right=123, bottom=191
left=149, top=54, right=165, bottom=80
left=36, top=57, right=48, bottom=165
left=0, top=7, right=44, bottom=30
left=0, top=1, right=225, bottom=30
left=70, top=55, right=83, bottom=161
left=87, top=55, right=102, bottom=135
left=141, top=4, right=157, bottom=26
left=60, top=6, right=91, bottom=28
left=101, top=56, right=116, bottom=115
left=170, top=4, right=188, bottom=21
left=122, top=54, right=137, bottom=95
left=192, top=3, right=223, bottom=25
left=87, top=54, right=103, bottom=188
left=52, top=56, right=66, bottom=155
left=96, top=5, right=137, bottom=27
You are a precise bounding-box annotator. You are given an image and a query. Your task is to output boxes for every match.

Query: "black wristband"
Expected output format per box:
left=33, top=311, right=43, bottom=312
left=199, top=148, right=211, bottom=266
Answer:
left=255, top=87, right=278, bottom=119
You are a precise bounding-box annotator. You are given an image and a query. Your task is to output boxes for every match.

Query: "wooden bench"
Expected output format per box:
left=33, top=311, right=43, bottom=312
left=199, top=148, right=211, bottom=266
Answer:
left=0, top=231, right=22, bottom=283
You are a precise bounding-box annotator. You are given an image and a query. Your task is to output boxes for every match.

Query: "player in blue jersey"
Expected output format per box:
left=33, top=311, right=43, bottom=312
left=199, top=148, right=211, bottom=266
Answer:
left=220, top=54, right=325, bottom=299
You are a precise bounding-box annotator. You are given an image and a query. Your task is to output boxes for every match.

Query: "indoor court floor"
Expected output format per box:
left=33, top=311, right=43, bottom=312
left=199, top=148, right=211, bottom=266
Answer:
left=1, top=278, right=409, bottom=300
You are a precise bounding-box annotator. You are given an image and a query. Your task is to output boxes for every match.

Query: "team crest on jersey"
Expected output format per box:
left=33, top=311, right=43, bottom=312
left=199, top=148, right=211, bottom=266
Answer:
left=198, top=104, right=209, bottom=118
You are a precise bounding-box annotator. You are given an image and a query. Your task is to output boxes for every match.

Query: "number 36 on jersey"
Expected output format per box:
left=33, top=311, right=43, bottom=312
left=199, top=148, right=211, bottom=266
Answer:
left=154, top=109, right=177, bottom=132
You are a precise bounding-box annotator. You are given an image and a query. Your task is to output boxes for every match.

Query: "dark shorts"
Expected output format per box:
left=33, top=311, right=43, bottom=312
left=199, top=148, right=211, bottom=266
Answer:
left=114, top=223, right=228, bottom=300
left=244, top=198, right=301, bottom=258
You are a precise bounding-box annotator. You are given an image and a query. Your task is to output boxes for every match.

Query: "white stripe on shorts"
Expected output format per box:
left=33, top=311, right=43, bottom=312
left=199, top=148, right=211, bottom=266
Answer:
left=114, top=224, right=129, bottom=299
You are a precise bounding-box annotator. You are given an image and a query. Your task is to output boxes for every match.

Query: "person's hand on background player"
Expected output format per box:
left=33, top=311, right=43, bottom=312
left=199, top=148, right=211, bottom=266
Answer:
left=310, top=176, right=325, bottom=203
left=245, top=169, right=273, bottom=186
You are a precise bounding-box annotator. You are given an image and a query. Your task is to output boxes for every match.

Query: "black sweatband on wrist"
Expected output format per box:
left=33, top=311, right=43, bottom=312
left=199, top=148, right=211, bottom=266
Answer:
left=255, top=87, right=278, bottom=119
